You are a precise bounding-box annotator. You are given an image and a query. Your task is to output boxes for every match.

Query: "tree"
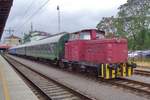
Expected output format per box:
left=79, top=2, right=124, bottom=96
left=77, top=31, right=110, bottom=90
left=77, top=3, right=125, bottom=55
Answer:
left=114, top=0, right=150, bottom=50
left=97, top=0, right=150, bottom=50
left=96, top=16, right=116, bottom=33
left=23, top=33, right=31, bottom=43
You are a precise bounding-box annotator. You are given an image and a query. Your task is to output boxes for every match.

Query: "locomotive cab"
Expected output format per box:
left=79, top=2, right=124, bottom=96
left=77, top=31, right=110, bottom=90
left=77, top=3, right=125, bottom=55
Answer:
left=69, top=29, right=105, bottom=41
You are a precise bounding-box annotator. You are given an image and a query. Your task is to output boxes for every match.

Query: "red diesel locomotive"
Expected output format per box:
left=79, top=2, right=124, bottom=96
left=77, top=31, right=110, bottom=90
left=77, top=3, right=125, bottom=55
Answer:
left=63, top=29, right=136, bottom=79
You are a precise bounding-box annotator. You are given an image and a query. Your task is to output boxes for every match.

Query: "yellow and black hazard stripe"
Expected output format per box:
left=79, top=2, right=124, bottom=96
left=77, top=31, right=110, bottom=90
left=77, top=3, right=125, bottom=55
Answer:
left=120, top=63, right=126, bottom=77
left=100, top=64, right=109, bottom=79
left=98, top=63, right=134, bottom=79
left=126, top=66, right=133, bottom=77
left=99, top=64, right=116, bottom=79
left=119, top=63, right=133, bottom=77
left=98, top=64, right=106, bottom=78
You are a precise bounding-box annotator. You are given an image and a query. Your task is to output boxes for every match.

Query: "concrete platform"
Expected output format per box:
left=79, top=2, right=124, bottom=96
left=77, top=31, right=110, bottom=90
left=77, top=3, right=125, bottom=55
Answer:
left=0, top=55, right=38, bottom=100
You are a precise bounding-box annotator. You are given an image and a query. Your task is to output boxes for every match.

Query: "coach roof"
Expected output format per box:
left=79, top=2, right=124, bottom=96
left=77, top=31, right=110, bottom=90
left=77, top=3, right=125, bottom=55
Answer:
left=10, top=32, right=68, bottom=49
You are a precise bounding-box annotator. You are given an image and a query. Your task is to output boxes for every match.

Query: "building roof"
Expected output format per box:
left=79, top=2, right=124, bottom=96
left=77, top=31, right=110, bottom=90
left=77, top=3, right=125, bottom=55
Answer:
left=0, top=0, right=13, bottom=38
left=5, top=34, right=21, bottom=39
left=29, top=31, right=51, bottom=36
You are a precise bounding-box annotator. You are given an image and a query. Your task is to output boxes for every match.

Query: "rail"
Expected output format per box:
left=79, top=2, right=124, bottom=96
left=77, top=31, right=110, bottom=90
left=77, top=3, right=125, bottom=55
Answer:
left=3, top=55, right=96, bottom=100
left=134, top=69, right=150, bottom=76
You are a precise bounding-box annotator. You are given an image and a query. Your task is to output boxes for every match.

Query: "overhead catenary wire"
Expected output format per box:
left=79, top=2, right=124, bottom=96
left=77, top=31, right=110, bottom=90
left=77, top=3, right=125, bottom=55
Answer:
left=16, top=0, right=50, bottom=33
left=17, top=0, right=50, bottom=32
left=8, top=0, right=41, bottom=29
left=11, top=0, right=37, bottom=34
left=22, top=0, right=36, bottom=19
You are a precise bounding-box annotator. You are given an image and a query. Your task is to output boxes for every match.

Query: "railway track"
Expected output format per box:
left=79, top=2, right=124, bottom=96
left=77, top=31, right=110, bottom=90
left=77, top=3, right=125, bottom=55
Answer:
left=106, top=78, right=150, bottom=97
left=4, top=55, right=95, bottom=100
left=5, top=55, right=150, bottom=99
left=134, top=69, right=150, bottom=76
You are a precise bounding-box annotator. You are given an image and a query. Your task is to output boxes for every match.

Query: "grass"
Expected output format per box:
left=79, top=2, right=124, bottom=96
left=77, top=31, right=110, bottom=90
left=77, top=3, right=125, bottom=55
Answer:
left=135, top=61, right=150, bottom=68
left=128, top=58, right=150, bottom=68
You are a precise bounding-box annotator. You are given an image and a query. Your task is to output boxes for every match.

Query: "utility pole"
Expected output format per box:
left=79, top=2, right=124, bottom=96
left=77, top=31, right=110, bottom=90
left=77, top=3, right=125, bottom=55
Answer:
left=57, top=5, right=61, bottom=33
left=30, top=22, right=33, bottom=32
left=3, top=27, right=14, bottom=44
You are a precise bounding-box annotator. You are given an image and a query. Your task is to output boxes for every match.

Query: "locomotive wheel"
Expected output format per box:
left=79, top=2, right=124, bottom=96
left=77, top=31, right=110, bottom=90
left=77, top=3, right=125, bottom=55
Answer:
left=58, top=61, right=65, bottom=69
left=79, top=65, right=86, bottom=72
left=72, top=64, right=78, bottom=72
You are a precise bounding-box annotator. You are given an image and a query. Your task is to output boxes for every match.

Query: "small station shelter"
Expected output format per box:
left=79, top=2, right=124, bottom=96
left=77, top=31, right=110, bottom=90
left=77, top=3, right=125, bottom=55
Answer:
left=0, top=44, right=11, bottom=53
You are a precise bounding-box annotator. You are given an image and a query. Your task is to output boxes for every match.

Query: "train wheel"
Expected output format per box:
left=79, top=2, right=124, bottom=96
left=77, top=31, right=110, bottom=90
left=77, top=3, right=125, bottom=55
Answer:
left=72, top=64, right=78, bottom=72
left=58, top=61, right=65, bottom=69
left=80, top=65, right=86, bottom=72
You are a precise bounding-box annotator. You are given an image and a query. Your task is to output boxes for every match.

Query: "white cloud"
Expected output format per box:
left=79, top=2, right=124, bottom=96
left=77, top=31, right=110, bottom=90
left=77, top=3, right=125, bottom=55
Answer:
left=2, top=0, right=127, bottom=41
left=48, top=0, right=127, bottom=12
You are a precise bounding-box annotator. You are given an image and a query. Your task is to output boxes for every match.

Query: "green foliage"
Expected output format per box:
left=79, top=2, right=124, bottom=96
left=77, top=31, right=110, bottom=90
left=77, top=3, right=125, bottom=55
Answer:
left=115, top=0, right=150, bottom=50
left=23, top=33, right=31, bottom=43
left=96, top=16, right=115, bottom=33
left=97, top=0, right=150, bottom=50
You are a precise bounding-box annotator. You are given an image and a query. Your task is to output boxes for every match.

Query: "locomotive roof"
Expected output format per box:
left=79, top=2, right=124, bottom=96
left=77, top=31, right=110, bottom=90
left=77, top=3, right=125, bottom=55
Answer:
left=72, top=29, right=105, bottom=34
left=10, top=32, right=68, bottom=49
left=28, top=32, right=67, bottom=46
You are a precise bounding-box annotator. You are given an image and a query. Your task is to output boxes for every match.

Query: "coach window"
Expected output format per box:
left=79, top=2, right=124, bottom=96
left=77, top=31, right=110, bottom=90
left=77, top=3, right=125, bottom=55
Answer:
left=80, top=32, right=91, bottom=40
left=45, top=44, right=48, bottom=53
left=44, top=44, right=48, bottom=53
left=48, top=44, right=51, bottom=53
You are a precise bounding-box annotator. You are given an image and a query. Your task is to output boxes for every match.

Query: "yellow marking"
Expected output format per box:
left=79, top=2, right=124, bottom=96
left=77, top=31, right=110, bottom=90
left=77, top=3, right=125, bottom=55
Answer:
left=112, top=69, right=115, bottom=78
left=98, top=66, right=100, bottom=77
left=122, top=63, right=126, bottom=77
left=128, top=67, right=132, bottom=77
left=117, top=67, right=120, bottom=76
left=106, top=64, right=109, bottom=79
left=0, top=61, right=11, bottom=100
left=101, top=64, right=104, bottom=78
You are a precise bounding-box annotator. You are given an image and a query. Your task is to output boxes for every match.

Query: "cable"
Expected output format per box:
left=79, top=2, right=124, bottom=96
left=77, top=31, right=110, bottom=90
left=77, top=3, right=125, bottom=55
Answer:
left=16, top=0, right=50, bottom=33
left=22, top=0, right=36, bottom=19
left=8, top=0, right=36, bottom=25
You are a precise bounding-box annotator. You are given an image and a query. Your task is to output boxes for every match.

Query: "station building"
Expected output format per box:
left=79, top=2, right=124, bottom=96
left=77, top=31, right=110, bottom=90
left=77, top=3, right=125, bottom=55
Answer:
left=23, top=31, right=51, bottom=43
left=4, top=34, right=21, bottom=46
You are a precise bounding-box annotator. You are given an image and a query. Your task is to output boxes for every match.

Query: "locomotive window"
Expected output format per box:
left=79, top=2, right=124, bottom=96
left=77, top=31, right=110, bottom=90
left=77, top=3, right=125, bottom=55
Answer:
left=96, top=31, right=105, bottom=39
left=69, top=33, right=79, bottom=40
left=80, top=32, right=91, bottom=40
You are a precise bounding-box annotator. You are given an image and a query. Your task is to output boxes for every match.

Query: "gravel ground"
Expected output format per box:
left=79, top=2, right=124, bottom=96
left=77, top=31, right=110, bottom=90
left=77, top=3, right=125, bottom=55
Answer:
left=8, top=55, right=149, bottom=100
left=126, top=75, right=150, bottom=84
left=136, top=67, right=150, bottom=71
left=126, top=67, right=150, bottom=84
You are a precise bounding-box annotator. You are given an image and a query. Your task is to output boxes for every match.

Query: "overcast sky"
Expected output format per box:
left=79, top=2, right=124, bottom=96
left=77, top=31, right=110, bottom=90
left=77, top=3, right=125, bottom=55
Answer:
left=2, top=0, right=127, bottom=40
